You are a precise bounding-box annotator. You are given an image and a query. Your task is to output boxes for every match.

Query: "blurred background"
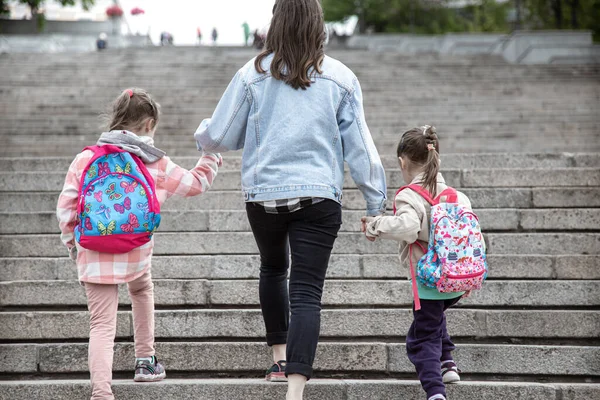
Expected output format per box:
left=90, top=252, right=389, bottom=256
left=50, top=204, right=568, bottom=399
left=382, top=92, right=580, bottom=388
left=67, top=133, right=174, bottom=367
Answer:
left=1, top=0, right=598, bottom=49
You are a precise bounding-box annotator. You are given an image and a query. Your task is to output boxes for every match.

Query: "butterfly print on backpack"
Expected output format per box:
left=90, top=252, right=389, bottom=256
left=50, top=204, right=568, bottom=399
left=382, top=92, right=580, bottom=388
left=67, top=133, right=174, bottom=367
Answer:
left=114, top=197, right=132, bottom=214
left=121, top=180, right=138, bottom=194
left=121, top=213, right=140, bottom=233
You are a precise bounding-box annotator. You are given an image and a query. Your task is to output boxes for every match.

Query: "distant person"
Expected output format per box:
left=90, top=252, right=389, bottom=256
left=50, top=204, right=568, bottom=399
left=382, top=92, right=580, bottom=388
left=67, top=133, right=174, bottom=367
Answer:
left=253, top=29, right=265, bottom=50
left=242, top=21, right=251, bottom=46
left=194, top=1, right=386, bottom=399
left=57, top=88, right=222, bottom=399
left=212, top=27, right=218, bottom=45
left=96, top=33, right=107, bottom=51
left=197, top=27, right=202, bottom=45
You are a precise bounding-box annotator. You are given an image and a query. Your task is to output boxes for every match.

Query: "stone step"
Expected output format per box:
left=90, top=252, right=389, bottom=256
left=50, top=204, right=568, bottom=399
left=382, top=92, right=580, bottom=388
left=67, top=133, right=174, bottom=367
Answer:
left=1, top=309, right=597, bottom=341
left=2, top=342, right=598, bottom=376
left=2, top=380, right=598, bottom=400
left=2, top=187, right=599, bottom=213
left=2, top=153, right=597, bottom=172
left=1, top=233, right=598, bottom=257
left=1, top=169, right=599, bottom=193
left=2, top=208, right=598, bottom=235
left=1, top=279, right=597, bottom=308
left=1, top=254, right=595, bottom=282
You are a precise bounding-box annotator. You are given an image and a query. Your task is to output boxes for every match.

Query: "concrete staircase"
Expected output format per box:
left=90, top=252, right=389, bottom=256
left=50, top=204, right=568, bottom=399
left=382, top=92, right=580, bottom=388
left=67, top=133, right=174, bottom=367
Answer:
left=0, top=47, right=599, bottom=399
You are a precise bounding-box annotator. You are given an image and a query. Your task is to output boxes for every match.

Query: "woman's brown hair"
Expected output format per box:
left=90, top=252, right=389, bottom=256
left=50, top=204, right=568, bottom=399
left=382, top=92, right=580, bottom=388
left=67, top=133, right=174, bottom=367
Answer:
left=107, top=88, right=160, bottom=133
left=397, top=125, right=440, bottom=197
left=255, top=0, right=326, bottom=90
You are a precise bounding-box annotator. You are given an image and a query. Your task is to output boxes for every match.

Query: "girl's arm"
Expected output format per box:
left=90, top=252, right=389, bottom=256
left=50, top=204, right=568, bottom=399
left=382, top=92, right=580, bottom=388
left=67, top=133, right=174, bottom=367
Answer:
left=338, top=77, right=387, bottom=216
left=159, top=153, right=223, bottom=199
left=364, top=195, right=421, bottom=243
left=194, top=70, right=251, bottom=152
left=56, top=156, right=84, bottom=255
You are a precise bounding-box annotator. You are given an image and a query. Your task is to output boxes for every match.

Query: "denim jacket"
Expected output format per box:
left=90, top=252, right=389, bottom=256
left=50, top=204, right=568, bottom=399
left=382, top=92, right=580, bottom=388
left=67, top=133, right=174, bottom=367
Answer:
left=194, top=54, right=387, bottom=216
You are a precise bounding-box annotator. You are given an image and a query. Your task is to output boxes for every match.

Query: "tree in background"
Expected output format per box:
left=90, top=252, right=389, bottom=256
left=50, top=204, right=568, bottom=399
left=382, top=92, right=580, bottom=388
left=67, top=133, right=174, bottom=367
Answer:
left=322, top=0, right=509, bottom=34
left=323, top=0, right=599, bottom=39
left=1, top=0, right=95, bottom=30
left=0, top=0, right=9, bottom=16
left=522, top=0, right=600, bottom=39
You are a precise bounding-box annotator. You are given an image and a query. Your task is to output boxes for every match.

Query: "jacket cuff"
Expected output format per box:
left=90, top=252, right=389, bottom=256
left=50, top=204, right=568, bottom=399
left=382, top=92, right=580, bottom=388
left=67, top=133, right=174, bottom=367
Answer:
left=366, top=200, right=386, bottom=216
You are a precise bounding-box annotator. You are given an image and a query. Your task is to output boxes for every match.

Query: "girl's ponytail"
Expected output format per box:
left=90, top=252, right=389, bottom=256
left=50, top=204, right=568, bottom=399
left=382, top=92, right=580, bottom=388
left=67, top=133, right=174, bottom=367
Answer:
left=397, top=125, right=441, bottom=198
left=421, top=126, right=440, bottom=198
left=107, top=88, right=160, bottom=133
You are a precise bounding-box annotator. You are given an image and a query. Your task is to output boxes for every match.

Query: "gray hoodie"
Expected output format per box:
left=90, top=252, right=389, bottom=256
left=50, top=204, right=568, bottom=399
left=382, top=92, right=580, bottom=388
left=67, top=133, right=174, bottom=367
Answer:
left=97, top=130, right=166, bottom=164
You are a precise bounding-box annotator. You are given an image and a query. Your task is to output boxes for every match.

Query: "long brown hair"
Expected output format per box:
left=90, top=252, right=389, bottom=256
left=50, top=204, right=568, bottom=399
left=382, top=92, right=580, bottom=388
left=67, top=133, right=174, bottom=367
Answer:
left=397, top=125, right=441, bottom=197
left=108, top=88, right=160, bottom=133
left=255, top=0, right=326, bottom=90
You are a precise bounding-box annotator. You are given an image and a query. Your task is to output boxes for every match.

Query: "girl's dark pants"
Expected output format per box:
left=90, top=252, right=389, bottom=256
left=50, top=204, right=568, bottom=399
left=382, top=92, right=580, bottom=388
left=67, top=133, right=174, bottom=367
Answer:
left=246, top=200, right=342, bottom=379
left=407, top=296, right=462, bottom=398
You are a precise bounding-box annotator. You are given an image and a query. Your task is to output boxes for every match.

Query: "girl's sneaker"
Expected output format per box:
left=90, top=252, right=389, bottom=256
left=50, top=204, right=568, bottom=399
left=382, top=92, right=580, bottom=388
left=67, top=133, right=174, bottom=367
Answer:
left=428, top=395, right=447, bottom=400
left=134, top=356, right=166, bottom=382
left=265, top=360, right=287, bottom=382
left=441, top=360, right=461, bottom=384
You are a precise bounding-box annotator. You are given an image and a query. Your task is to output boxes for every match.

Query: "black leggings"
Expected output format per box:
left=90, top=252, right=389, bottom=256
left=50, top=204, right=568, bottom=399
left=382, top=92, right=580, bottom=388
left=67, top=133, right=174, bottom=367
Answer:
left=246, top=199, right=342, bottom=379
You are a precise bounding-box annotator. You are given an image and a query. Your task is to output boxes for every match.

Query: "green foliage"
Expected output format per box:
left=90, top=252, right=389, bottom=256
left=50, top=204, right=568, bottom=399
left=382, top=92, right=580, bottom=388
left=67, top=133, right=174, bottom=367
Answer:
left=12, top=0, right=94, bottom=15
left=323, top=0, right=510, bottom=34
left=323, top=0, right=598, bottom=39
left=0, top=0, right=9, bottom=16
left=522, top=0, right=600, bottom=40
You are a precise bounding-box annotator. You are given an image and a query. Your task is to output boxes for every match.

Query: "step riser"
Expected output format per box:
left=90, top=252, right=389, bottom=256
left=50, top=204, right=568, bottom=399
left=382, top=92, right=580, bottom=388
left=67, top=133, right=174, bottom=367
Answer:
left=3, top=209, right=598, bottom=234
left=2, top=153, right=597, bottom=172
left=1, top=233, right=598, bottom=257
left=1, top=169, right=598, bottom=192
left=0, top=309, right=597, bottom=341
left=1, top=280, right=598, bottom=307
left=3, top=188, right=599, bottom=212
left=2, top=380, right=596, bottom=400
left=2, top=342, right=598, bottom=376
left=0, top=255, right=595, bottom=281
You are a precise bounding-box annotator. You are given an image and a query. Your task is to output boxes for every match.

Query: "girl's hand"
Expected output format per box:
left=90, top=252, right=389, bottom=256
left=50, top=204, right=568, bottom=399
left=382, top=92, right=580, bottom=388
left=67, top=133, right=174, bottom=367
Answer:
left=69, top=246, right=78, bottom=261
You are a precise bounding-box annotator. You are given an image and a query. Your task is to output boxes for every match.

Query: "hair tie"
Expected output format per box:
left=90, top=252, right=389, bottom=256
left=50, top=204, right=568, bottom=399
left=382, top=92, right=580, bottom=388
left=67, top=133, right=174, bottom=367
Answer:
left=125, top=89, right=133, bottom=98
left=427, top=143, right=436, bottom=152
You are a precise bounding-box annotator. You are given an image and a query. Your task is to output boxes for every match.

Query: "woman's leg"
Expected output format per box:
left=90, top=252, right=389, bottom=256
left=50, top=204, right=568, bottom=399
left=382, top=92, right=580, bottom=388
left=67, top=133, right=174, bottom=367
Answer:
left=246, top=203, right=291, bottom=362
left=285, top=200, right=342, bottom=386
left=406, top=299, right=448, bottom=399
left=127, top=270, right=155, bottom=358
left=85, top=282, right=119, bottom=400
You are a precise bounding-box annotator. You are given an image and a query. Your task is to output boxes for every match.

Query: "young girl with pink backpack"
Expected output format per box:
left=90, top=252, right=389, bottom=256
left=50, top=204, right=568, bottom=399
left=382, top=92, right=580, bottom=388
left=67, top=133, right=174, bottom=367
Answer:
left=57, top=88, right=222, bottom=400
left=362, top=126, right=488, bottom=400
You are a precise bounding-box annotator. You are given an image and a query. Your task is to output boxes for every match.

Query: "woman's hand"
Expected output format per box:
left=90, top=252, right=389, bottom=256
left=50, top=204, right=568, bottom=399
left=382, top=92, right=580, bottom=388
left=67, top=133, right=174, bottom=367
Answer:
left=360, top=216, right=377, bottom=242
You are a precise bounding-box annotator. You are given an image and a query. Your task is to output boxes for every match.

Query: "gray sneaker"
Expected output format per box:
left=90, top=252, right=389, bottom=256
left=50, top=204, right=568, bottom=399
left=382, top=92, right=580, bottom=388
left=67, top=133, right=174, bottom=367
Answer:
left=134, top=356, right=166, bottom=382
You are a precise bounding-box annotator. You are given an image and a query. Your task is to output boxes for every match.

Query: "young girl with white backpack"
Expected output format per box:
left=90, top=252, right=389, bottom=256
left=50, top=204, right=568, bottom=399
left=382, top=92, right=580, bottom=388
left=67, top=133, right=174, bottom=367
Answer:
left=362, top=126, right=488, bottom=400
left=57, top=88, right=222, bottom=400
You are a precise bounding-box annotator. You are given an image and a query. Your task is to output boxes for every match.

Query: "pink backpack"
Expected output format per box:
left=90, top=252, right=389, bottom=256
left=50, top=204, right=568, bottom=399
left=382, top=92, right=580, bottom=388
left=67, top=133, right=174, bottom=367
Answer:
left=394, top=184, right=488, bottom=310
left=75, top=145, right=162, bottom=254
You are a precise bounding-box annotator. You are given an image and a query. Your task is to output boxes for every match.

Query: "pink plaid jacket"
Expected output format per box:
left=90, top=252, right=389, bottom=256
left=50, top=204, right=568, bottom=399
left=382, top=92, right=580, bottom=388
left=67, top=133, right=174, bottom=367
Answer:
left=57, top=149, right=222, bottom=284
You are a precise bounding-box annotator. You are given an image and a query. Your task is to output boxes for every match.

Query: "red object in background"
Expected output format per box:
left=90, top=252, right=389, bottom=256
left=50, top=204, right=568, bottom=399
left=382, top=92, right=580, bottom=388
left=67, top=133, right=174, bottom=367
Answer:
left=106, top=5, right=124, bottom=18
left=131, top=7, right=145, bottom=16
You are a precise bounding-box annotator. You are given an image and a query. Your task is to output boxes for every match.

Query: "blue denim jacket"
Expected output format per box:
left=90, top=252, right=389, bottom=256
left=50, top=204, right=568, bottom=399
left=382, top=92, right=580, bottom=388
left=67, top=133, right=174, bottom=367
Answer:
left=194, top=54, right=387, bottom=216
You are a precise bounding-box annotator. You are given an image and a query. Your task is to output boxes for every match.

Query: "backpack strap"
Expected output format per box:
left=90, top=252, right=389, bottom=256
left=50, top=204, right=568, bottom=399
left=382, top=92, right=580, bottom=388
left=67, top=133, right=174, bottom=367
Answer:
left=409, top=240, right=427, bottom=311
left=435, top=187, right=459, bottom=204
left=392, top=184, right=437, bottom=214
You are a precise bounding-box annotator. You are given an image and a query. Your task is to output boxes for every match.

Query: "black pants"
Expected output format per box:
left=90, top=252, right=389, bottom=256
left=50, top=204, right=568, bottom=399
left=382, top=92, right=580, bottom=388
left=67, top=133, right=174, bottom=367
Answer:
left=406, top=297, right=462, bottom=399
left=246, top=199, right=343, bottom=379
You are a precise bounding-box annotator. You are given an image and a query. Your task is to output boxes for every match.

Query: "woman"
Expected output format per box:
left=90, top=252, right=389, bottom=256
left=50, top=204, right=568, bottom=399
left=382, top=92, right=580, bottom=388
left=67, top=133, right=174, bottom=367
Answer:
left=194, top=1, right=386, bottom=398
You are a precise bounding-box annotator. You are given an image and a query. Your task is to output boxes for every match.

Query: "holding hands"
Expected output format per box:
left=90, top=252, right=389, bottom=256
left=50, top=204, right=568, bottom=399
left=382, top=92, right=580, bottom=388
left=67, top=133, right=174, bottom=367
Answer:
left=360, top=216, right=377, bottom=242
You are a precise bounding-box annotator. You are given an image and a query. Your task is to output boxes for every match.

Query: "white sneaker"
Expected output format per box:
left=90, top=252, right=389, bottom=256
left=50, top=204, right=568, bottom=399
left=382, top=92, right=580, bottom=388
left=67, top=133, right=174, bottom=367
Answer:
left=428, top=395, right=447, bottom=400
left=441, top=360, right=461, bottom=384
